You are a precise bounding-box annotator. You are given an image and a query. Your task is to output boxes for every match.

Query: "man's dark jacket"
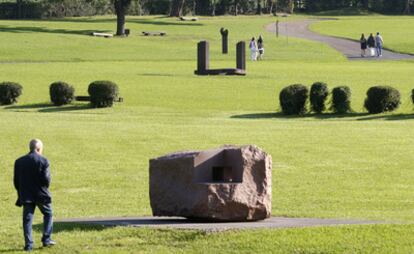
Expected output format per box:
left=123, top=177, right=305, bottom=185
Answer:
left=14, top=152, right=51, bottom=206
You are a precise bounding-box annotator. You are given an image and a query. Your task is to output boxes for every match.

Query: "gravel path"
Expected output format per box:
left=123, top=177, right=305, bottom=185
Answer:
left=265, top=19, right=414, bottom=60
left=56, top=216, right=378, bottom=232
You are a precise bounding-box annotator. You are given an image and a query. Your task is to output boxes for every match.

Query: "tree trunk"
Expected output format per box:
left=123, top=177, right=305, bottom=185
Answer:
left=170, top=0, right=185, bottom=17
left=287, top=0, right=294, bottom=14
left=267, top=0, right=274, bottom=14
left=361, top=0, right=369, bottom=9
left=234, top=0, right=238, bottom=16
left=404, top=0, right=411, bottom=14
left=114, top=1, right=126, bottom=36
left=16, top=0, right=22, bottom=19
left=211, top=0, right=216, bottom=16
left=257, top=0, right=262, bottom=14
left=116, top=10, right=125, bottom=36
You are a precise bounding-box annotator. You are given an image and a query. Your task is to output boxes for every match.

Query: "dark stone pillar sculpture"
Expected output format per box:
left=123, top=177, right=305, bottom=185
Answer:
left=220, top=28, right=228, bottom=54
left=197, top=41, right=209, bottom=74
left=236, top=41, right=245, bottom=71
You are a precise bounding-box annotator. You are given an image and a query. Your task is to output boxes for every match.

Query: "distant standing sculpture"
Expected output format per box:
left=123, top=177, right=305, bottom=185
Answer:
left=220, top=28, right=229, bottom=54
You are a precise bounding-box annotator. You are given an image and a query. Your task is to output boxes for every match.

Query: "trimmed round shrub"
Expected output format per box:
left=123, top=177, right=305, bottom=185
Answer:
left=279, top=84, right=308, bottom=115
left=331, top=86, right=351, bottom=114
left=0, top=82, right=23, bottom=105
left=310, top=82, right=329, bottom=113
left=88, top=81, right=119, bottom=108
left=364, top=86, right=401, bottom=114
left=411, top=89, right=414, bottom=105
left=49, top=81, right=75, bottom=106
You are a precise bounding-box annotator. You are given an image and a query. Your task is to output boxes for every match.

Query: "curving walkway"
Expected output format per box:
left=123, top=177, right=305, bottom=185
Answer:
left=265, top=19, right=414, bottom=60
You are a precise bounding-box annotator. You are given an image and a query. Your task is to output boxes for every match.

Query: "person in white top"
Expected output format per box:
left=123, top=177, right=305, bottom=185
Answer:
left=249, top=37, right=257, bottom=61
left=375, top=32, right=384, bottom=57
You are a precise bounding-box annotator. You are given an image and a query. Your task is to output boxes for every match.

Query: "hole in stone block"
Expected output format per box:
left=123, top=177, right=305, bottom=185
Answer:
left=212, top=166, right=233, bottom=182
left=194, top=149, right=242, bottom=184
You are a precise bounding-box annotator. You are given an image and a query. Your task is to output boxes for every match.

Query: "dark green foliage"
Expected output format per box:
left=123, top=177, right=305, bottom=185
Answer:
left=279, top=84, right=308, bottom=115
left=364, top=86, right=401, bottom=114
left=310, top=82, right=329, bottom=113
left=331, top=86, right=352, bottom=114
left=88, top=81, right=119, bottom=108
left=50, top=81, right=75, bottom=106
left=0, top=82, right=23, bottom=105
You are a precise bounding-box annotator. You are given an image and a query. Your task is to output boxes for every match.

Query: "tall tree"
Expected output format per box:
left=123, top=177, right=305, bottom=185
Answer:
left=170, top=0, right=186, bottom=16
left=114, top=0, right=131, bottom=36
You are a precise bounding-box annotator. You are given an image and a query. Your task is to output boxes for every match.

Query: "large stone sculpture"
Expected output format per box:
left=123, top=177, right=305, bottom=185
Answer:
left=194, top=40, right=246, bottom=76
left=149, top=145, right=272, bottom=222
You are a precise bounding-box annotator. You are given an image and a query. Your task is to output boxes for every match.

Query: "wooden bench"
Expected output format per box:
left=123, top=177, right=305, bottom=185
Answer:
left=179, top=17, right=198, bottom=21
left=91, top=32, right=113, bottom=38
left=142, top=31, right=167, bottom=36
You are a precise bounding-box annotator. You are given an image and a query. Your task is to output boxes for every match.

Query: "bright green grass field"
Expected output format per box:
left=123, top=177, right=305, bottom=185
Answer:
left=0, top=15, right=413, bottom=253
left=311, top=15, right=414, bottom=54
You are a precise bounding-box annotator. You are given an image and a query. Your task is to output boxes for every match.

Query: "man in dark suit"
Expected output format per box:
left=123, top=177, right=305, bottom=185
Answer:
left=14, top=139, right=56, bottom=251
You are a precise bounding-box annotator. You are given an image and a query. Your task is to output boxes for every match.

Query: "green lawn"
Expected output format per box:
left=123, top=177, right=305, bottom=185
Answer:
left=311, top=16, right=414, bottom=55
left=0, top=15, right=413, bottom=253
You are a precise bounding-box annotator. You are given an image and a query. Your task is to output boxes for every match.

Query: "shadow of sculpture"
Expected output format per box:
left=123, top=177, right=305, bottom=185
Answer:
left=231, top=112, right=414, bottom=121
left=0, top=25, right=109, bottom=36
left=13, top=16, right=203, bottom=26
left=5, top=103, right=92, bottom=113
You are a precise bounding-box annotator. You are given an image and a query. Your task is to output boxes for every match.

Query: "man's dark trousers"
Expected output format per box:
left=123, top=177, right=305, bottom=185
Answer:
left=23, top=202, right=53, bottom=249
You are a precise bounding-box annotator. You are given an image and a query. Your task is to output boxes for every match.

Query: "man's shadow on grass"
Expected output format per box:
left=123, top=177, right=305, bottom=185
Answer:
left=4, top=103, right=93, bottom=113
left=0, top=223, right=107, bottom=253
left=231, top=112, right=414, bottom=121
left=33, top=222, right=108, bottom=234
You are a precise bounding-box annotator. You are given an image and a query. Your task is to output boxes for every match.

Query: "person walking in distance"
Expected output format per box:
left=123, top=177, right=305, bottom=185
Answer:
left=257, top=35, right=264, bottom=60
left=14, top=139, right=55, bottom=251
left=360, top=33, right=367, bottom=57
left=375, top=32, right=384, bottom=57
left=249, top=37, right=257, bottom=61
left=367, top=33, right=376, bottom=57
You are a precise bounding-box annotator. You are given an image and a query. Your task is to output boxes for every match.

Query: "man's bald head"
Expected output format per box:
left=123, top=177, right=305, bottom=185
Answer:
left=29, top=139, right=43, bottom=154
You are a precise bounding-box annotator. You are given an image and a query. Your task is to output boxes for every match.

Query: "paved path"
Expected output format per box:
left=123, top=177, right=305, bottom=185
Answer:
left=265, top=19, right=414, bottom=60
left=56, top=216, right=378, bottom=232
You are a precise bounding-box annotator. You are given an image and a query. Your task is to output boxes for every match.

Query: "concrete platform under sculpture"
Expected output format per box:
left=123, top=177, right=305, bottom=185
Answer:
left=149, top=145, right=272, bottom=222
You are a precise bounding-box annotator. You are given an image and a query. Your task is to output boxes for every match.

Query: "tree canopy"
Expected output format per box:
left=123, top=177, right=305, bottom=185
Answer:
left=4, top=0, right=413, bottom=20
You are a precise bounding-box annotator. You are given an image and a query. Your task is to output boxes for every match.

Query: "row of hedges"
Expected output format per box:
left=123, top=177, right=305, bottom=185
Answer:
left=279, top=82, right=410, bottom=115
left=0, top=81, right=119, bottom=108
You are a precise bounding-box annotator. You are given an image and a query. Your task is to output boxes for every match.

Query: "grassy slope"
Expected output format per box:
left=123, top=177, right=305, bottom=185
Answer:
left=0, top=15, right=413, bottom=253
left=311, top=16, right=414, bottom=54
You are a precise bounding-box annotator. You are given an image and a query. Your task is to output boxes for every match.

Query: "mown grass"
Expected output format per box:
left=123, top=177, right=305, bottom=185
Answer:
left=311, top=15, right=414, bottom=54
left=0, top=15, right=413, bottom=253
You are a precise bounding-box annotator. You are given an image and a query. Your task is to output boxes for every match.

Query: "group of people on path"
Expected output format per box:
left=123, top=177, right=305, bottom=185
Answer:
left=249, top=35, right=264, bottom=61
left=360, top=32, right=384, bottom=58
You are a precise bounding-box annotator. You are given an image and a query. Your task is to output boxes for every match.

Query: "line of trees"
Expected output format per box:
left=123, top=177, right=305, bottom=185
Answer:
left=8, top=0, right=414, bottom=20
left=166, top=0, right=413, bottom=16
left=3, top=0, right=413, bottom=37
